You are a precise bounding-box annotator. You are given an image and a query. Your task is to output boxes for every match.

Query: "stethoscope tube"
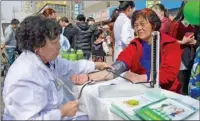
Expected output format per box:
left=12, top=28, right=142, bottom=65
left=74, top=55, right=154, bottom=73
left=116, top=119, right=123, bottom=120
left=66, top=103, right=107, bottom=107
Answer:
left=77, top=80, right=95, bottom=99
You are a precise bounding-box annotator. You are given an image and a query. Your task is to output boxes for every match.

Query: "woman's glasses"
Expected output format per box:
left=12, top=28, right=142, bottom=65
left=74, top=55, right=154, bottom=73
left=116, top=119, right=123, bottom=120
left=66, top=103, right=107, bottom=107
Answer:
left=134, top=22, right=149, bottom=29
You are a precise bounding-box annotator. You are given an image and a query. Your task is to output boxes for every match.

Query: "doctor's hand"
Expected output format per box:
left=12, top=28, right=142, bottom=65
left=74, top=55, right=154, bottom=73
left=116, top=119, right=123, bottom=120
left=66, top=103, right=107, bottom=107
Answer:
left=60, top=100, right=78, bottom=118
left=95, top=62, right=111, bottom=70
left=70, top=74, right=88, bottom=85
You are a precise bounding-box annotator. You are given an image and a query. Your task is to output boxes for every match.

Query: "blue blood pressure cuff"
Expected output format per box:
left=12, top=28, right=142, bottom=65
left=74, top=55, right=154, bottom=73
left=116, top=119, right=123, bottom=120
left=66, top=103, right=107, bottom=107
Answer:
left=110, top=61, right=128, bottom=77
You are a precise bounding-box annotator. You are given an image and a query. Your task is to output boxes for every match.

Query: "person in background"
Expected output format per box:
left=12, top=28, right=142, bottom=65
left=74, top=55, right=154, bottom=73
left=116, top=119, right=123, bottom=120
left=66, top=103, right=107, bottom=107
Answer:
left=87, top=17, right=95, bottom=26
left=58, top=17, right=71, bottom=52
left=59, top=17, right=69, bottom=32
left=168, top=1, right=196, bottom=95
left=169, top=1, right=195, bottom=44
left=189, top=25, right=200, bottom=100
left=151, top=4, right=171, bottom=34
left=113, top=1, right=135, bottom=61
left=62, top=17, right=78, bottom=47
left=4, top=18, right=20, bottom=65
left=107, top=8, right=119, bottom=61
left=3, top=15, right=110, bottom=120
left=87, top=17, right=99, bottom=43
left=91, top=28, right=109, bottom=62
left=71, top=9, right=182, bottom=93
left=43, top=8, right=70, bottom=53
left=74, top=14, right=94, bottom=60
left=42, top=8, right=57, bottom=20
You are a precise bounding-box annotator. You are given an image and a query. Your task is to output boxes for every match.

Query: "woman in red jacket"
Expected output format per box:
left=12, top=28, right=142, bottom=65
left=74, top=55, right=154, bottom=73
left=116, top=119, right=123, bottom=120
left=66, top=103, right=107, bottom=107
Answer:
left=151, top=4, right=171, bottom=34
left=117, top=8, right=182, bottom=93
left=168, top=1, right=196, bottom=95
left=71, top=9, right=182, bottom=93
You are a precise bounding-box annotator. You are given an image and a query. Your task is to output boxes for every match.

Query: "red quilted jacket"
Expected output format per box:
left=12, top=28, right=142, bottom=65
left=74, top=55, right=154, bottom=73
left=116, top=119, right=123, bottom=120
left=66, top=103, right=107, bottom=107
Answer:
left=117, top=33, right=182, bottom=93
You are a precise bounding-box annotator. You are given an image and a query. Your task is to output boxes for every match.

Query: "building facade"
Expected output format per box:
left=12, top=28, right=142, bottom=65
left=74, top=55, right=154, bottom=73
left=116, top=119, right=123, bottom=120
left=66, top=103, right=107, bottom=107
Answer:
left=34, top=1, right=71, bottom=20
left=83, top=0, right=182, bottom=23
left=70, top=0, right=84, bottom=20
left=21, top=1, right=34, bottom=13
left=84, top=1, right=119, bottom=23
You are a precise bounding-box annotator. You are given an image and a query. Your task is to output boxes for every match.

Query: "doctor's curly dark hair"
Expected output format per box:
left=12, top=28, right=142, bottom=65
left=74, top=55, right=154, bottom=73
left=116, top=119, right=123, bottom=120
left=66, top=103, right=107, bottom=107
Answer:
left=16, top=15, right=61, bottom=52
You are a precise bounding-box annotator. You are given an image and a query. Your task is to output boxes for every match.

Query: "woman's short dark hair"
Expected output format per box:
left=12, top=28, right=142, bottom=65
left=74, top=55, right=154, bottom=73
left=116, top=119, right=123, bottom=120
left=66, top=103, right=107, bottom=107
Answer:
left=132, top=8, right=161, bottom=31
left=151, top=4, right=169, bottom=18
left=16, top=15, right=61, bottom=52
left=119, top=1, right=135, bottom=11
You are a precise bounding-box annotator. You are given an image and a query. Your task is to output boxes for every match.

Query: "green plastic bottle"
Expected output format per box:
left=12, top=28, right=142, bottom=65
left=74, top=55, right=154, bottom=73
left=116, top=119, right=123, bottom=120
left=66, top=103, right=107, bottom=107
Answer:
left=69, top=48, right=77, bottom=61
left=76, top=49, right=84, bottom=60
left=62, top=51, right=69, bottom=60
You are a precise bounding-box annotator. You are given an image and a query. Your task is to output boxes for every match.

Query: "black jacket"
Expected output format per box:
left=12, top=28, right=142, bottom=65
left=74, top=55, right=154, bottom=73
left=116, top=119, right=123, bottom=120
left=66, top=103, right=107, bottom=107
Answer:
left=90, top=24, right=99, bottom=43
left=63, top=23, right=78, bottom=47
left=74, top=22, right=94, bottom=55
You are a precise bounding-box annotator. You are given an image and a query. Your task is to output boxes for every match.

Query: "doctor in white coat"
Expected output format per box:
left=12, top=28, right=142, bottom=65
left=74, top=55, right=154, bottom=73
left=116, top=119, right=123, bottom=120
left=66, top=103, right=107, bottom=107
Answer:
left=113, top=1, right=135, bottom=61
left=3, top=15, right=109, bottom=120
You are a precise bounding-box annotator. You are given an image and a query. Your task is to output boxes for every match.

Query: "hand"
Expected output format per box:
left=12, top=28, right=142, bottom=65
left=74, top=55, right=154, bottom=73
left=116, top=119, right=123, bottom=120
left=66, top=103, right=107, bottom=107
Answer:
left=188, top=38, right=197, bottom=45
left=124, top=71, right=139, bottom=83
left=182, top=34, right=196, bottom=45
left=60, top=100, right=78, bottom=118
left=70, top=74, right=88, bottom=85
left=95, top=62, right=111, bottom=70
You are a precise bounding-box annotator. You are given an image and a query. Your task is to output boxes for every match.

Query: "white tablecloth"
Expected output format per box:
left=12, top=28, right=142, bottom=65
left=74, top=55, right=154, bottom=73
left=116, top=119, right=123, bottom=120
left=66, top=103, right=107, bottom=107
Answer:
left=73, top=78, right=200, bottom=120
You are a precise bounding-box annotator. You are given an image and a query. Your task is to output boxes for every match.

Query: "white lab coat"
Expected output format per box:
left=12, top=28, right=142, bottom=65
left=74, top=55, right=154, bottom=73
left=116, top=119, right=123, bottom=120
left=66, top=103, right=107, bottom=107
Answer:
left=3, top=50, right=95, bottom=120
left=113, top=13, right=134, bottom=61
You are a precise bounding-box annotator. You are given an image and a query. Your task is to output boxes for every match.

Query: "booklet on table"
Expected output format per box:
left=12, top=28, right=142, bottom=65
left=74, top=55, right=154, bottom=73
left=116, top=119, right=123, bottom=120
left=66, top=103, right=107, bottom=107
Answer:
left=110, top=94, right=197, bottom=120
left=136, top=98, right=197, bottom=120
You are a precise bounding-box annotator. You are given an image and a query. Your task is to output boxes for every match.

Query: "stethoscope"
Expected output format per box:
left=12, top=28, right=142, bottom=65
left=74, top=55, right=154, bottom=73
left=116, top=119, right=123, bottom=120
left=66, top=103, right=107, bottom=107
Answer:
left=47, top=61, right=96, bottom=100
left=46, top=59, right=152, bottom=100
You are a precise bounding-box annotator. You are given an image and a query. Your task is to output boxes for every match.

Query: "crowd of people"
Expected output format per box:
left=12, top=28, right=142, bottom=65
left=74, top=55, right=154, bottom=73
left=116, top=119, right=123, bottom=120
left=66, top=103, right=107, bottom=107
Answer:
left=1, top=0, right=200, bottom=120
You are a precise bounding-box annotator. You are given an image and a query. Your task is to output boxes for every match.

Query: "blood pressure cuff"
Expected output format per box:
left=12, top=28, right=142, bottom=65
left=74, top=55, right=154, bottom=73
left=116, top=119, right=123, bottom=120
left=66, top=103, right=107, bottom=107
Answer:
left=110, top=61, right=128, bottom=78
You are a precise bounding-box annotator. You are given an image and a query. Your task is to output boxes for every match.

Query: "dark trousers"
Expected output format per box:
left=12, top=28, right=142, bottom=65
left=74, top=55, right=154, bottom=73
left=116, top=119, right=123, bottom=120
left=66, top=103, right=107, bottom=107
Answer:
left=178, top=70, right=191, bottom=95
left=5, top=48, right=15, bottom=65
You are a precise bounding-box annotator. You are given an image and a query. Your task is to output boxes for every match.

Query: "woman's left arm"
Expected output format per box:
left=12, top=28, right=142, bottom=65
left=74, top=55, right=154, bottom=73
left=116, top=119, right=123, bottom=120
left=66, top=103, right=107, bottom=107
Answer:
left=124, top=71, right=147, bottom=83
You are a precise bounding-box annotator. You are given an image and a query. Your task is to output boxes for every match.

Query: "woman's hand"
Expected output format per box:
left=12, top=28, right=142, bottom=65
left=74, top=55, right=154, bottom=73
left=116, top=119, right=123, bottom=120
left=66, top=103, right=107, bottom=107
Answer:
left=95, top=62, right=111, bottom=70
left=70, top=74, right=89, bottom=85
left=181, top=33, right=196, bottom=45
left=124, top=71, right=147, bottom=83
left=60, top=100, right=78, bottom=118
left=188, top=38, right=197, bottom=45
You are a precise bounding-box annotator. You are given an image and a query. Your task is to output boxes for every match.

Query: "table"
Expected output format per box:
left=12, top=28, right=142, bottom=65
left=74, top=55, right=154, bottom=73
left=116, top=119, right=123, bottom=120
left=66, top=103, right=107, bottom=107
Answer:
left=73, top=78, right=200, bottom=120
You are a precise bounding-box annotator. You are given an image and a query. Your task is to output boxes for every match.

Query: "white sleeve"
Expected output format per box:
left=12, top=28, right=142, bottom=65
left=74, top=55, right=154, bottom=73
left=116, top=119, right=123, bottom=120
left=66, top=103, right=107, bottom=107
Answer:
left=57, top=57, right=95, bottom=77
left=121, top=20, right=134, bottom=45
left=4, top=80, right=62, bottom=120
left=4, top=27, right=12, bottom=44
left=102, top=42, right=109, bottom=54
